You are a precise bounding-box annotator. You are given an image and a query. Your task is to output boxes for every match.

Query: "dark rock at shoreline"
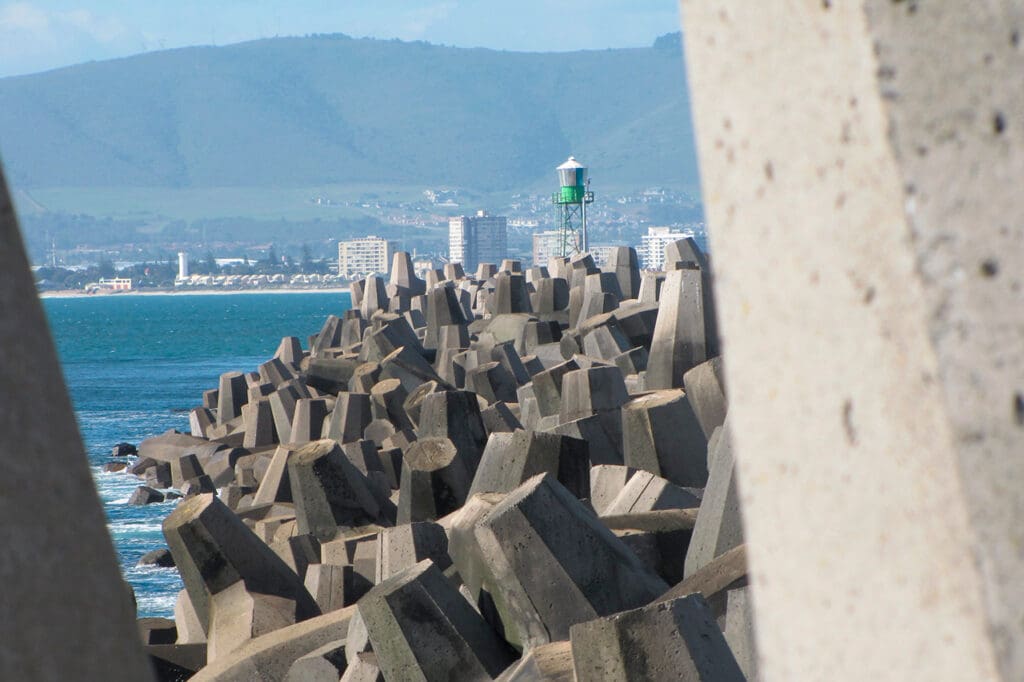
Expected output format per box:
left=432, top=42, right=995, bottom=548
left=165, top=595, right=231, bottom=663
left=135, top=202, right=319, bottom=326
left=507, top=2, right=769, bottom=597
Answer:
left=128, top=485, right=165, bottom=505
left=103, top=461, right=128, bottom=473
left=138, top=548, right=176, bottom=568
left=112, top=442, right=138, bottom=457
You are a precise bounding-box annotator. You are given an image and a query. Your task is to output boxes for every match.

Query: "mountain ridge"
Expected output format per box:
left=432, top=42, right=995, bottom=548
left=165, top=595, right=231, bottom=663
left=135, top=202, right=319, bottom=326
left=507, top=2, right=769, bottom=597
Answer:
left=0, top=32, right=698, bottom=193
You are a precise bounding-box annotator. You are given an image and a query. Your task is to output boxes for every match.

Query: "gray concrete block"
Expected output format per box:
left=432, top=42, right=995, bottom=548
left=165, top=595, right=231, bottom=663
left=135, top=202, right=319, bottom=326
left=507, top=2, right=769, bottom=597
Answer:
left=622, top=389, right=708, bottom=488
left=684, top=424, right=743, bottom=578
left=323, top=392, right=372, bottom=444
left=469, top=430, right=590, bottom=500
left=283, top=639, right=347, bottom=682
left=724, top=586, right=758, bottom=682
left=217, top=371, right=250, bottom=426
left=290, top=398, right=331, bottom=445
left=456, top=474, right=668, bottom=650
left=287, top=440, right=384, bottom=541
left=645, top=267, right=707, bottom=389
left=465, top=360, right=520, bottom=405
left=376, top=521, right=452, bottom=583
left=602, top=470, right=701, bottom=516
left=417, top=390, right=489, bottom=477
left=162, top=493, right=320, bottom=656
left=494, top=641, right=575, bottom=682
left=242, top=399, right=277, bottom=448
left=357, top=560, right=515, bottom=681
left=682, top=357, right=728, bottom=440
left=569, top=593, right=744, bottom=681
left=397, top=437, right=474, bottom=523
left=559, top=365, right=629, bottom=424
left=189, top=605, right=356, bottom=682
left=589, top=464, right=639, bottom=516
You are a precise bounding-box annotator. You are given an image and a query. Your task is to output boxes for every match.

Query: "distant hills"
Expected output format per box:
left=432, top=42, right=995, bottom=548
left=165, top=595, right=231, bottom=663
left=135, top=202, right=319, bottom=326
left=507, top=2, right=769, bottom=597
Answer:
left=0, top=32, right=698, bottom=193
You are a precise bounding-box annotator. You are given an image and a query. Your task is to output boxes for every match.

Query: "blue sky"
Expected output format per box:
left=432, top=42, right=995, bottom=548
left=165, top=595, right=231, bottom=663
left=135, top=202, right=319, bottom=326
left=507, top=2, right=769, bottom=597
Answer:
left=0, top=1, right=682, bottom=78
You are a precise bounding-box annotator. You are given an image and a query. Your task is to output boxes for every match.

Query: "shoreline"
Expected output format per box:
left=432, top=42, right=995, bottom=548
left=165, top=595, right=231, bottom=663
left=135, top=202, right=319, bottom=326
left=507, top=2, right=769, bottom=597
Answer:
left=39, top=286, right=351, bottom=299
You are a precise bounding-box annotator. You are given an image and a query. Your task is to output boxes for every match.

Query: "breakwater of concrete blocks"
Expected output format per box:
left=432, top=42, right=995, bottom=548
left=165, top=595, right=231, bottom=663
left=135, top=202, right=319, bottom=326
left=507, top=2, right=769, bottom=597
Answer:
left=120, top=245, right=752, bottom=681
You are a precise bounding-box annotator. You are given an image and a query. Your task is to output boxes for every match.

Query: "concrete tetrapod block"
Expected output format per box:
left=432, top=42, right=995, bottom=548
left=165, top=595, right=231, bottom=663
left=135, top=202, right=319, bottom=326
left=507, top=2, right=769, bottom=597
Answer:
left=664, top=237, right=720, bottom=360
left=323, top=392, right=373, bottom=444
left=465, top=361, right=520, bottom=405
left=306, top=357, right=360, bottom=395
left=375, top=521, right=452, bottom=582
left=531, top=277, right=570, bottom=313
left=357, top=559, right=515, bottom=681
left=443, top=492, right=507, bottom=609
left=217, top=371, right=249, bottom=425
left=287, top=440, right=384, bottom=542
left=684, top=424, right=743, bottom=579
left=189, top=605, right=356, bottom=682
left=275, top=336, right=305, bottom=368
left=659, top=545, right=749, bottom=627
left=268, top=380, right=311, bottom=445
left=258, top=357, right=297, bottom=388
left=312, top=315, right=344, bottom=357
left=469, top=430, right=590, bottom=500
left=602, top=470, right=701, bottom=516
left=417, top=390, right=489, bottom=477
left=389, top=251, right=427, bottom=296
left=724, top=586, right=758, bottom=682
left=251, top=444, right=302, bottom=506
left=530, top=358, right=580, bottom=417
left=480, top=400, right=523, bottom=436
left=569, top=593, right=744, bottom=682
left=162, top=494, right=320, bottom=660
left=558, top=365, right=629, bottom=423
left=589, top=464, right=639, bottom=516
left=645, top=267, right=707, bottom=389
left=457, top=474, right=668, bottom=651
left=282, top=639, right=348, bottom=682
left=621, top=389, right=709, bottom=488
left=608, top=246, right=641, bottom=300
left=494, top=641, right=575, bottom=682
left=369, top=378, right=414, bottom=431
left=175, top=588, right=207, bottom=644
left=304, top=564, right=356, bottom=613
left=242, top=398, right=277, bottom=448
left=682, top=357, right=728, bottom=440
left=290, top=398, right=331, bottom=445
left=397, top=437, right=474, bottom=523
left=359, top=276, right=389, bottom=318
left=543, top=412, right=624, bottom=466
left=681, top=3, right=1024, bottom=678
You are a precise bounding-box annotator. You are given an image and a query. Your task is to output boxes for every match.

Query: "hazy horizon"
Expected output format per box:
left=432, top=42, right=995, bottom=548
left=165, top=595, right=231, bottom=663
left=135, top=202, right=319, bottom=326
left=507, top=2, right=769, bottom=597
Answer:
left=0, top=1, right=681, bottom=78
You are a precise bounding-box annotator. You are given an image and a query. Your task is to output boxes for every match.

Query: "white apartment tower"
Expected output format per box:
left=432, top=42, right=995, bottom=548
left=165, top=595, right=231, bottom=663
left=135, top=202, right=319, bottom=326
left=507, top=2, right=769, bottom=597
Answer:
left=177, top=252, right=189, bottom=280
left=640, top=226, right=696, bottom=271
left=338, top=236, right=396, bottom=279
left=448, top=211, right=507, bottom=271
left=531, top=230, right=564, bottom=267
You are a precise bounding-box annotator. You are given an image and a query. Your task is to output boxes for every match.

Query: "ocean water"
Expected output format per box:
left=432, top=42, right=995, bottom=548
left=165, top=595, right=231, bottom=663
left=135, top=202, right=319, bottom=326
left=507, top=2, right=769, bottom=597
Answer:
left=42, top=291, right=351, bottom=618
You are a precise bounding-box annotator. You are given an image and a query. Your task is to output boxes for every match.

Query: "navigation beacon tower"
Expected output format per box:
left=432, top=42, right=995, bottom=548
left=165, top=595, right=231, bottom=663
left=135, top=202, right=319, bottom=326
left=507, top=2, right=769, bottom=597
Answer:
left=552, top=156, right=594, bottom=257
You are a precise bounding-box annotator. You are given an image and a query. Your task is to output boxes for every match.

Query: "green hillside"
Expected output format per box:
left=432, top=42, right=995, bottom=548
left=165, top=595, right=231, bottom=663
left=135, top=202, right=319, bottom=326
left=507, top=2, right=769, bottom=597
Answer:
left=0, top=32, right=697, bottom=193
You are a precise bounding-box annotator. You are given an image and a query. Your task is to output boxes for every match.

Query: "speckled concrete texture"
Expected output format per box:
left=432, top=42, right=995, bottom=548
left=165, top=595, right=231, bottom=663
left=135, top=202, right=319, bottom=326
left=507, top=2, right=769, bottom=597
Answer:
left=679, top=2, right=1022, bottom=680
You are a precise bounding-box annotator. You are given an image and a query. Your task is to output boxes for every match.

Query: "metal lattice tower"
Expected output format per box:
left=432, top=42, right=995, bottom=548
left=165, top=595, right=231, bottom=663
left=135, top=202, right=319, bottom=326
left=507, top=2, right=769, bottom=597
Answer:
left=552, top=156, right=594, bottom=257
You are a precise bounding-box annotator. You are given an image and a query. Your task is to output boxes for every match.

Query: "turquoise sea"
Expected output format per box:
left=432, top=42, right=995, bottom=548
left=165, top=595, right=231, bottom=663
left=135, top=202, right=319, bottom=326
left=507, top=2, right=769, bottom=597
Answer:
left=42, top=291, right=352, bottom=618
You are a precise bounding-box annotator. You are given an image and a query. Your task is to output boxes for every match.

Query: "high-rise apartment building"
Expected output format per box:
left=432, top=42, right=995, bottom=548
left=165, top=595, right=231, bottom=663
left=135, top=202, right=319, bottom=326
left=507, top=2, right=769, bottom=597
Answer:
left=531, top=230, right=564, bottom=267
left=640, top=226, right=696, bottom=271
left=338, top=236, right=396, bottom=279
left=448, top=211, right=507, bottom=271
